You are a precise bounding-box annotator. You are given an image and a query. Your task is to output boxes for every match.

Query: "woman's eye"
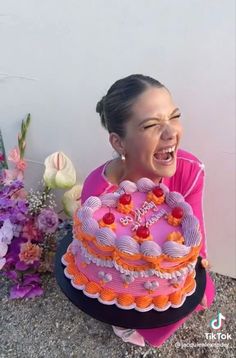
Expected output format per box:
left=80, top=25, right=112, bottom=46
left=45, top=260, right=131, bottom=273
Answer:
left=170, top=114, right=181, bottom=120
left=144, top=124, right=159, bottom=129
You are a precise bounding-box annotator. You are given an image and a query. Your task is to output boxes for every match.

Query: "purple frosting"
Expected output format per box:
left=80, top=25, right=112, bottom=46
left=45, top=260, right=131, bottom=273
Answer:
left=183, top=228, right=201, bottom=246
left=81, top=218, right=99, bottom=236
left=181, top=215, right=199, bottom=231
left=175, top=201, right=193, bottom=216
left=159, top=183, right=170, bottom=195
left=119, top=180, right=137, bottom=193
left=115, top=235, right=140, bottom=254
left=162, top=240, right=191, bottom=257
left=77, top=206, right=93, bottom=220
left=100, top=193, right=118, bottom=208
left=83, top=196, right=101, bottom=211
left=95, top=227, right=116, bottom=247
left=165, top=191, right=184, bottom=207
left=140, top=241, right=162, bottom=257
left=136, top=177, right=155, bottom=192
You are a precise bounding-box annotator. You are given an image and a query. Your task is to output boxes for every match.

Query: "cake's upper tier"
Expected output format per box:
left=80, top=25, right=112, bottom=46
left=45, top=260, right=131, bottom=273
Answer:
left=75, top=178, right=201, bottom=260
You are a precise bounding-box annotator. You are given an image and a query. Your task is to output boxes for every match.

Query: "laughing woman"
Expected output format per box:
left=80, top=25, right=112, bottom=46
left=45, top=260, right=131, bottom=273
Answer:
left=81, top=74, right=215, bottom=347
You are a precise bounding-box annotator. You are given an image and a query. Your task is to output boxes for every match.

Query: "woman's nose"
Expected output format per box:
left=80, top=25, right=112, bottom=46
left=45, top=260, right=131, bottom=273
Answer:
left=160, top=123, right=177, bottom=141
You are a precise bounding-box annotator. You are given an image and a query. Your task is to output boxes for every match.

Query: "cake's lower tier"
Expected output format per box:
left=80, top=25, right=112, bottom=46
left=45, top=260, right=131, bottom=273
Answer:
left=62, top=244, right=197, bottom=312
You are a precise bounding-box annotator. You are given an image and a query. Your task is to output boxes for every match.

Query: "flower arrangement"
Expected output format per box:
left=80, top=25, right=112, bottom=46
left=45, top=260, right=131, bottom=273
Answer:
left=0, top=114, right=82, bottom=298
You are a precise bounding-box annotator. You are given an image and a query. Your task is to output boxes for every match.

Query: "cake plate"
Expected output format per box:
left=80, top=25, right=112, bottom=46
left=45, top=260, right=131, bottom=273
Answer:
left=55, top=232, right=206, bottom=329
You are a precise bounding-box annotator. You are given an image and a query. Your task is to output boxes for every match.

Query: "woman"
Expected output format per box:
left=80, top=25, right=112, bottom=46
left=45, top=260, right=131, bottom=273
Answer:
left=81, top=74, right=215, bottom=347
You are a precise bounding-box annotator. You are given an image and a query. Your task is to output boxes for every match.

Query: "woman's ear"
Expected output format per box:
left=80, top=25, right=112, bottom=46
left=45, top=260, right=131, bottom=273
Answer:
left=109, top=132, right=126, bottom=156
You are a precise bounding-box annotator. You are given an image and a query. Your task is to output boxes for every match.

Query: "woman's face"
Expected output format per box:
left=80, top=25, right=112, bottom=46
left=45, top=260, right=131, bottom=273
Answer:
left=121, top=86, right=183, bottom=181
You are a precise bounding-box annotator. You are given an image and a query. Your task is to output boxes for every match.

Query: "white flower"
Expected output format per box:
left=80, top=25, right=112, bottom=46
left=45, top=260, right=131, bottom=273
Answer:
left=43, top=152, right=76, bottom=189
left=62, top=184, right=83, bottom=217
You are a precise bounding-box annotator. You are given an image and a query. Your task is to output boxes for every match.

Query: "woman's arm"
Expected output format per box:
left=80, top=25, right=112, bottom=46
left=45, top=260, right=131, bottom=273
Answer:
left=184, top=169, right=207, bottom=259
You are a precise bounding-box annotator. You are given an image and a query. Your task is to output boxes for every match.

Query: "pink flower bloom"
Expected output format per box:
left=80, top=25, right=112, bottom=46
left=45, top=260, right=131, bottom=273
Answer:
left=2, top=169, right=24, bottom=185
left=8, top=147, right=20, bottom=163
left=16, top=159, right=27, bottom=171
left=37, top=209, right=59, bottom=234
left=19, top=242, right=42, bottom=264
left=0, top=153, right=4, bottom=162
left=11, top=188, right=28, bottom=200
left=22, top=222, right=41, bottom=241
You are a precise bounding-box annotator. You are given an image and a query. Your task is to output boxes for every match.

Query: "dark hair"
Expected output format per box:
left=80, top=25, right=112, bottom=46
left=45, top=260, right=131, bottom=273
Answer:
left=96, top=74, right=166, bottom=137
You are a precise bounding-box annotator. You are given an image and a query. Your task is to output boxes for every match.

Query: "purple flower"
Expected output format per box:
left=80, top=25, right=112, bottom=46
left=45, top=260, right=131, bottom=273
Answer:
left=37, top=209, right=58, bottom=234
left=0, top=257, right=6, bottom=269
left=0, top=219, right=14, bottom=244
left=0, top=219, right=14, bottom=269
left=10, top=281, right=43, bottom=299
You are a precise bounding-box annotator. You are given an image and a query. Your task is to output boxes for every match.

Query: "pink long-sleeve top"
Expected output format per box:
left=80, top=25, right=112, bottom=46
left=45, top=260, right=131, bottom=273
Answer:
left=81, top=148, right=208, bottom=259
left=80, top=148, right=215, bottom=346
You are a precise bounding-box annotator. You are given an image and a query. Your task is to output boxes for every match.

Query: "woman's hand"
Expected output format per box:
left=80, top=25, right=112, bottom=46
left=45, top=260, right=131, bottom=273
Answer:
left=201, top=258, right=211, bottom=270
left=200, top=293, right=208, bottom=309
left=199, top=258, right=211, bottom=309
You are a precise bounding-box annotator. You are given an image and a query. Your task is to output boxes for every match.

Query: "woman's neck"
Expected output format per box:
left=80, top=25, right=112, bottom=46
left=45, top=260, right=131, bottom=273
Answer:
left=105, top=158, right=162, bottom=185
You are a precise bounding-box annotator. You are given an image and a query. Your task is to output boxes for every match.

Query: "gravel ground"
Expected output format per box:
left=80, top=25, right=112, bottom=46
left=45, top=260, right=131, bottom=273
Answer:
left=0, top=271, right=235, bottom=358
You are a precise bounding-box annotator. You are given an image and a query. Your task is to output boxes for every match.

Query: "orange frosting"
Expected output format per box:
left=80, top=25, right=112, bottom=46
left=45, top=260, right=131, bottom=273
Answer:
left=166, top=231, right=184, bottom=244
left=73, top=272, right=88, bottom=285
left=167, top=214, right=182, bottom=226
left=63, top=251, right=74, bottom=264
left=100, top=288, right=117, bottom=301
left=152, top=295, right=169, bottom=308
left=135, top=296, right=153, bottom=308
left=132, top=234, right=153, bottom=243
left=147, top=191, right=165, bottom=205
left=117, top=202, right=133, bottom=214
left=85, top=281, right=101, bottom=294
left=117, top=293, right=135, bottom=306
left=98, top=219, right=116, bottom=231
left=169, top=290, right=183, bottom=305
left=66, top=264, right=78, bottom=276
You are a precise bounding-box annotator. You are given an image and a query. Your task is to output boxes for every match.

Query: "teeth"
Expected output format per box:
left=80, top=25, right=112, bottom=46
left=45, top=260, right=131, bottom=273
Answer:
left=157, top=145, right=176, bottom=154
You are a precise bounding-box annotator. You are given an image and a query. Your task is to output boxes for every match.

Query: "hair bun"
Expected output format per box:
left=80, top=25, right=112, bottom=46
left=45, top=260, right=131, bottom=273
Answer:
left=96, top=96, right=107, bottom=128
left=96, top=96, right=106, bottom=115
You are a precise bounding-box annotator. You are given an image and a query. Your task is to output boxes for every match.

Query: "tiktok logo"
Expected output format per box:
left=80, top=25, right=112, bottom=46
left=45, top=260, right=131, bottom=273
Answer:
left=210, top=312, right=226, bottom=330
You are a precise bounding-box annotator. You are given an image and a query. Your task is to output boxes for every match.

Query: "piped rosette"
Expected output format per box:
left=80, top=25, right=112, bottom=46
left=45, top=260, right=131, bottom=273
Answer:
left=136, top=177, right=156, bottom=192
left=94, top=227, right=116, bottom=252
left=181, top=215, right=201, bottom=246
left=162, top=240, right=192, bottom=260
left=76, top=196, right=102, bottom=228
left=165, top=191, right=184, bottom=208
left=147, top=186, right=165, bottom=205
left=114, top=235, right=141, bottom=260
left=100, top=192, right=118, bottom=208
left=140, top=241, right=162, bottom=263
left=119, top=180, right=137, bottom=194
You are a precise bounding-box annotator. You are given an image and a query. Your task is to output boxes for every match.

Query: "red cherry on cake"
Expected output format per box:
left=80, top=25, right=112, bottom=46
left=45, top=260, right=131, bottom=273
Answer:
left=172, top=207, right=184, bottom=219
left=152, top=187, right=164, bottom=197
left=136, top=225, right=150, bottom=238
left=103, top=212, right=115, bottom=224
left=119, top=193, right=131, bottom=205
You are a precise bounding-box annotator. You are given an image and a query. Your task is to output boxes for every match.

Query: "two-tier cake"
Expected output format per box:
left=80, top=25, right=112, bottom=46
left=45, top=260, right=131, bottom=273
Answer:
left=62, top=177, right=202, bottom=312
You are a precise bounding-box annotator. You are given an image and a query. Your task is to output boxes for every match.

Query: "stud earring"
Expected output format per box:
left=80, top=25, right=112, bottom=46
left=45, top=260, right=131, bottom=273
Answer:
left=120, top=154, right=126, bottom=161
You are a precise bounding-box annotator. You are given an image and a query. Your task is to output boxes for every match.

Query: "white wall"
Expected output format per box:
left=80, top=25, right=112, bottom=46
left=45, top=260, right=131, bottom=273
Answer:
left=0, top=0, right=235, bottom=277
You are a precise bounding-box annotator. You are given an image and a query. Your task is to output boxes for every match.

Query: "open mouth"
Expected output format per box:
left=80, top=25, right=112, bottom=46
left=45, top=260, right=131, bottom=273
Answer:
left=154, top=145, right=176, bottom=163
